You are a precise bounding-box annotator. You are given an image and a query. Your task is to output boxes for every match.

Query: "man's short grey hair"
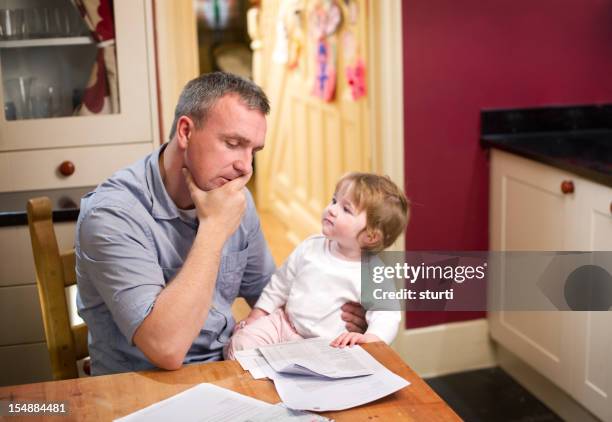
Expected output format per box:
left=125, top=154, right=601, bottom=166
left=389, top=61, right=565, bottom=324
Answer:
left=169, top=71, right=270, bottom=140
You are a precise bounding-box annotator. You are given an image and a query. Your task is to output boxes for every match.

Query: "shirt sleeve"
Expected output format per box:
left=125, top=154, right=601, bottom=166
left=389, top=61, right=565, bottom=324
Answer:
left=238, top=189, right=276, bottom=305
left=365, top=310, right=402, bottom=344
left=77, top=201, right=164, bottom=345
left=254, top=239, right=305, bottom=313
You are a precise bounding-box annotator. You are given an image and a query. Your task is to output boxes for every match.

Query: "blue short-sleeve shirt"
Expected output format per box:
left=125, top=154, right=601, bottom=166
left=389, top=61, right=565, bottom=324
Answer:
left=76, top=144, right=275, bottom=375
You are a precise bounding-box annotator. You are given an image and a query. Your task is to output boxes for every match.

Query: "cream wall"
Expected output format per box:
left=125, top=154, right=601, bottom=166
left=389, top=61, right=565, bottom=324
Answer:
left=153, top=0, right=200, bottom=142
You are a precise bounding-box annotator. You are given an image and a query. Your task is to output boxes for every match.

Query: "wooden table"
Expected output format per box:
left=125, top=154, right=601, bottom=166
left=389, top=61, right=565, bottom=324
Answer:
left=0, top=343, right=461, bottom=421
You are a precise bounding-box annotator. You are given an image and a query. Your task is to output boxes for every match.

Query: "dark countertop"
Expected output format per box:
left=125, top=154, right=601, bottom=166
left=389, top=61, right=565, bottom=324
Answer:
left=481, top=130, right=612, bottom=188
left=0, top=186, right=94, bottom=227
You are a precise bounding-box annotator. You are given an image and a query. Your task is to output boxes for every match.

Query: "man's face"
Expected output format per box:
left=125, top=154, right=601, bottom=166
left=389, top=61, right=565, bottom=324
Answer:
left=184, top=94, right=266, bottom=191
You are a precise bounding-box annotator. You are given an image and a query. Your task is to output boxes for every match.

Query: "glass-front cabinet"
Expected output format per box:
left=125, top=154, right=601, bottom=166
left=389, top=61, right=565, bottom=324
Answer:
left=0, top=0, right=158, bottom=192
left=0, top=0, right=160, bottom=388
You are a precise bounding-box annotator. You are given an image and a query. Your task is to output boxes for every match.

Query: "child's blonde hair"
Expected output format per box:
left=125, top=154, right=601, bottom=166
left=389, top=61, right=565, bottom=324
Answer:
left=335, top=172, right=409, bottom=252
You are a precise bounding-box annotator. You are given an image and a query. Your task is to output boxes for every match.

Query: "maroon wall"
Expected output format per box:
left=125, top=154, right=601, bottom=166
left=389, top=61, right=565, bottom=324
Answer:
left=403, top=0, right=612, bottom=328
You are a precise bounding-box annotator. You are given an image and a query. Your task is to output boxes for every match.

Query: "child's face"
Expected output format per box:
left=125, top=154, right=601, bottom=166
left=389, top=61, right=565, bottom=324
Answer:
left=321, top=186, right=367, bottom=250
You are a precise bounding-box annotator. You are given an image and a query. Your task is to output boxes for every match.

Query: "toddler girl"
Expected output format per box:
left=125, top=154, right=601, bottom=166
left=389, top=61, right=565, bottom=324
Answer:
left=226, top=172, right=409, bottom=358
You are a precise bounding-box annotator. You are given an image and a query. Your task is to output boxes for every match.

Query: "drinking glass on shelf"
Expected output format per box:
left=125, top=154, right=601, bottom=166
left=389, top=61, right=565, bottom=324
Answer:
left=5, top=77, right=35, bottom=119
left=0, top=9, right=10, bottom=40
left=30, top=83, right=64, bottom=118
left=35, top=8, right=59, bottom=38
left=50, top=8, right=64, bottom=38
left=66, top=7, right=85, bottom=37
left=4, top=101, right=16, bottom=121
left=24, top=8, right=44, bottom=39
left=31, top=83, right=49, bottom=118
left=48, top=85, right=63, bottom=117
left=0, top=9, right=25, bottom=40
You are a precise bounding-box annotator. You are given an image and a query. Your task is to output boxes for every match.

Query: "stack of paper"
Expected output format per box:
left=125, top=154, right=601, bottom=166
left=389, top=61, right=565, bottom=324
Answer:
left=234, top=338, right=410, bottom=411
left=114, top=383, right=331, bottom=422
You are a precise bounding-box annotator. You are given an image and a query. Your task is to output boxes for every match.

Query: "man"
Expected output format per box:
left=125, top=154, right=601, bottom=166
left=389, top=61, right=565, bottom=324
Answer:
left=76, top=72, right=365, bottom=375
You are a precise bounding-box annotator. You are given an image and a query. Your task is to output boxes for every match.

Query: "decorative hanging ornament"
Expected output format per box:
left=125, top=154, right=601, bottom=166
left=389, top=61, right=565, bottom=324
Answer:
left=272, top=20, right=289, bottom=64
left=309, top=0, right=342, bottom=40
left=346, top=58, right=366, bottom=101
left=285, top=0, right=306, bottom=70
left=312, top=40, right=337, bottom=102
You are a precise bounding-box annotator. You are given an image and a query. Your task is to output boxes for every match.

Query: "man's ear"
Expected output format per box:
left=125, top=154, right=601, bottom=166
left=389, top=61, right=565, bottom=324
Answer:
left=360, top=228, right=382, bottom=249
left=176, top=116, right=193, bottom=150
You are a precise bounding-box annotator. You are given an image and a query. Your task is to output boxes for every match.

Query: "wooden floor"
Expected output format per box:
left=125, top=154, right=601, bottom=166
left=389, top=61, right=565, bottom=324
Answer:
left=258, top=209, right=295, bottom=265
left=247, top=178, right=295, bottom=265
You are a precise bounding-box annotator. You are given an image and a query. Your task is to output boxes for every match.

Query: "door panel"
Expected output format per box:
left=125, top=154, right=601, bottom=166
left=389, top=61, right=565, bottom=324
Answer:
left=254, top=0, right=371, bottom=243
left=489, top=151, right=574, bottom=391
left=572, top=180, right=612, bottom=421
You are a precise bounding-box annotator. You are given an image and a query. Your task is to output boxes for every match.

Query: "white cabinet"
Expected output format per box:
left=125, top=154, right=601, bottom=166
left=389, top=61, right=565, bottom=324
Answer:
left=488, top=149, right=576, bottom=389
left=0, top=222, right=77, bottom=386
left=0, top=0, right=159, bottom=387
left=489, top=149, right=612, bottom=421
left=0, top=0, right=159, bottom=192
left=572, top=179, right=612, bottom=421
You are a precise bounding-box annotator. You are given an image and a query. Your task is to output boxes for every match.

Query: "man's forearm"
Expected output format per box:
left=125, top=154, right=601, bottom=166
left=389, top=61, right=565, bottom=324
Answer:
left=133, top=220, right=227, bottom=369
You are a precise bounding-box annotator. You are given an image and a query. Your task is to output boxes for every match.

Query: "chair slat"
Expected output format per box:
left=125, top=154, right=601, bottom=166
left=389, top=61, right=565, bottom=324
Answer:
left=27, top=197, right=87, bottom=380
left=72, top=324, right=89, bottom=360
left=61, top=251, right=77, bottom=286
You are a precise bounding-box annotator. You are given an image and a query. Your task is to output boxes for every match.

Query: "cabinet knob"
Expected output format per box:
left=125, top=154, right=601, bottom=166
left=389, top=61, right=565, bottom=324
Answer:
left=560, top=180, right=574, bottom=194
left=610, top=201, right=612, bottom=215
left=58, top=161, right=75, bottom=177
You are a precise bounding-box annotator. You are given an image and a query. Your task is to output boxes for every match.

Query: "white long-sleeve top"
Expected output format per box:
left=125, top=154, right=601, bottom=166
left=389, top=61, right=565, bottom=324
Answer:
left=255, top=235, right=401, bottom=344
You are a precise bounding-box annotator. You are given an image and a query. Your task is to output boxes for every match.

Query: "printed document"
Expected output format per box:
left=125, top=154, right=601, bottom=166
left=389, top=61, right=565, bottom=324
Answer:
left=272, top=365, right=409, bottom=411
left=235, top=349, right=276, bottom=379
left=257, top=337, right=375, bottom=378
left=234, top=338, right=411, bottom=411
left=114, top=383, right=329, bottom=422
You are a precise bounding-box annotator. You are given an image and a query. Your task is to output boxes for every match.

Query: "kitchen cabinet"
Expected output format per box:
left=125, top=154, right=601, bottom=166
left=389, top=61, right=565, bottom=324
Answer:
left=0, top=0, right=158, bottom=387
left=0, top=221, right=77, bottom=386
left=489, top=149, right=612, bottom=421
left=0, top=0, right=159, bottom=192
left=571, top=178, right=612, bottom=421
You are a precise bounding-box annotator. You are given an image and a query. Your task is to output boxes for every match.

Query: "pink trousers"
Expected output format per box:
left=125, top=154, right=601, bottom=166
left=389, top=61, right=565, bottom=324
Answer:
left=225, top=309, right=303, bottom=360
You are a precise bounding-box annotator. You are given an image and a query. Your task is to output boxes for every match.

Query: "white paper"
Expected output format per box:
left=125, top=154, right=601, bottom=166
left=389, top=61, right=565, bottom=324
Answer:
left=250, top=364, right=279, bottom=380
left=245, top=404, right=331, bottom=422
left=273, top=366, right=410, bottom=412
left=258, top=337, right=375, bottom=379
left=235, top=349, right=265, bottom=371
left=235, top=349, right=276, bottom=379
left=114, top=383, right=272, bottom=422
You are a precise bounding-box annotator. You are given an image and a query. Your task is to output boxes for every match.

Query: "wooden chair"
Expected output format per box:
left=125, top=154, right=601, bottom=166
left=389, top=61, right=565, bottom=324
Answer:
left=231, top=297, right=251, bottom=322
left=27, top=197, right=88, bottom=380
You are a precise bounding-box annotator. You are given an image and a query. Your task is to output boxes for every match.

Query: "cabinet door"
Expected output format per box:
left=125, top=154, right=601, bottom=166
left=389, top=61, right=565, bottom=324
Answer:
left=571, top=181, right=612, bottom=422
left=489, top=150, right=575, bottom=391
left=0, top=0, right=156, bottom=151
left=0, top=221, right=78, bottom=386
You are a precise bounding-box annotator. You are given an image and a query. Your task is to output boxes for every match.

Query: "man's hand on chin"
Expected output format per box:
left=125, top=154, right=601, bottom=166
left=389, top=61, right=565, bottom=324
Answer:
left=182, top=168, right=252, bottom=236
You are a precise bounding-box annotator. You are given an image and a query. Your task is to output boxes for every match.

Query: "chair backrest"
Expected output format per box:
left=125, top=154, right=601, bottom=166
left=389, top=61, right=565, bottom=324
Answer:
left=27, top=197, right=88, bottom=380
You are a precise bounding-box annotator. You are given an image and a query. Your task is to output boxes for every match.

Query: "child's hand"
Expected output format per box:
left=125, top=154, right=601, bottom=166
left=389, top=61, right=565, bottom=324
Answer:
left=233, top=307, right=269, bottom=333
left=330, top=332, right=380, bottom=348
left=233, top=318, right=248, bottom=334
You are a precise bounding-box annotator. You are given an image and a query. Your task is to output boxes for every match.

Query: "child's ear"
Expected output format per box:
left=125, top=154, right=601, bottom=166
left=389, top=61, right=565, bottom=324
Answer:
left=360, top=228, right=382, bottom=249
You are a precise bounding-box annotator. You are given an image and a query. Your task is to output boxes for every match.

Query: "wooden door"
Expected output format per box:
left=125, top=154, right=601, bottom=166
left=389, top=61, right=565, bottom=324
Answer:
left=252, top=0, right=371, bottom=244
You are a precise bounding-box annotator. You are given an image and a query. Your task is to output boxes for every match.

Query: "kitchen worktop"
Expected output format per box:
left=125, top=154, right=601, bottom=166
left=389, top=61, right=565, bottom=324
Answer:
left=481, top=105, right=612, bottom=188
left=0, top=186, right=93, bottom=227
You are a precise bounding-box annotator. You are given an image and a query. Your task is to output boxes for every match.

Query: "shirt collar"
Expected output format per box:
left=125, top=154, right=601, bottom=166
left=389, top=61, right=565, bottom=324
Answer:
left=146, top=143, right=181, bottom=221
